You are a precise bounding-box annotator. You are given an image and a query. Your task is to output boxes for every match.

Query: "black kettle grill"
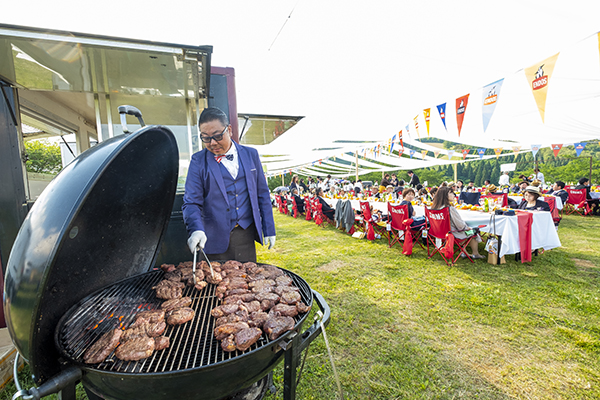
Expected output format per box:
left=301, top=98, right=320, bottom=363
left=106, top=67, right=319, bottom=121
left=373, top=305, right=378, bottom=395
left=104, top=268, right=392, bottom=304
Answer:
left=4, top=123, right=330, bottom=400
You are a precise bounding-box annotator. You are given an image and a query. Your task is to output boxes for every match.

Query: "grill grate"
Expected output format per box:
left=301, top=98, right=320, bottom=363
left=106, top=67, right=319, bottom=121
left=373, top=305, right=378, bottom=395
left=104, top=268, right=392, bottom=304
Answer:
left=57, top=267, right=312, bottom=373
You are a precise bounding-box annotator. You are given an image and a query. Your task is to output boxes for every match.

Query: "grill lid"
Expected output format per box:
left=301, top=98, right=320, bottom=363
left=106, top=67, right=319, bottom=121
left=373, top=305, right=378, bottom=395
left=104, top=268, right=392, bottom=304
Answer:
left=3, top=125, right=179, bottom=384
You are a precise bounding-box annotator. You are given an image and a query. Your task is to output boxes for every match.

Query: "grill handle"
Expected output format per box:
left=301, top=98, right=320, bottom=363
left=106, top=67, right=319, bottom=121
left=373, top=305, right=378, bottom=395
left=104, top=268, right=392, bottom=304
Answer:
left=14, top=366, right=82, bottom=400
left=297, top=289, right=330, bottom=351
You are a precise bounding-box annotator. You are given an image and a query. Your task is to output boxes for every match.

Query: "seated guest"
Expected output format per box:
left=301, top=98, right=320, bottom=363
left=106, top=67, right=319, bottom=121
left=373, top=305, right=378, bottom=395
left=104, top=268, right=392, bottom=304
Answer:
left=548, top=181, right=568, bottom=204
left=400, top=188, right=427, bottom=228
left=575, top=177, right=600, bottom=215
left=456, top=180, right=465, bottom=192
left=517, top=186, right=551, bottom=211
left=385, top=185, right=397, bottom=200
left=431, top=186, right=484, bottom=259
left=485, top=184, right=499, bottom=194
left=316, top=188, right=335, bottom=220
left=518, top=174, right=531, bottom=184
left=516, top=181, right=529, bottom=194
left=465, top=181, right=475, bottom=192
left=291, top=188, right=305, bottom=214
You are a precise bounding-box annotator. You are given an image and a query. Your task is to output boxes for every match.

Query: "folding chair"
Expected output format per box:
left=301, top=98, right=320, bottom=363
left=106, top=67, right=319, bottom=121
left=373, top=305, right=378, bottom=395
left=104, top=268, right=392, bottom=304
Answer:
left=387, top=203, right=426, bottom=253
left=305, top=196, right=313, bottom=221
left=565, top=189, right=591, bottom=216
left=290, top=196, right=299, bottom=218
left=424, top=207, right=478, bottom=266
left=359, top=201, right=388, bottom=240
left=541, top=196, right=562, bottom=227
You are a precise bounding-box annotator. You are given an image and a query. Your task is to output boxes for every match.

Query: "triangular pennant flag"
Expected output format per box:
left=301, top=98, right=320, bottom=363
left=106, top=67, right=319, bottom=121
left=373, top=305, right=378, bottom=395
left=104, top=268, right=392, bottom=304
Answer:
left=477, top=148, right=486, bottom=159
left=437, top=103, right=447, bottom=131
left=574, top=142, right=586, bottom=157
left=512, top=146, right=521, bottom=156
left=551, top=144, right=563, bottom=157
left=398, top=130, right=404, bottom=148
left=421, top=150, right=428, bottom=159
left=413, top=116, right=420, bottom=138
left=524, top=53, right=560, bottom=123
left=434, top=150, right=440, bottom=159
left=397, top=147, right=404, bottom=157
left=447, top=150, right=455, bottom=160
left=409, top=149, right=415, bottom=159
left=494, top=148, right=503, bottom=159
left=461, top=149, right=470, bottom=160
left=530, top=144, right=541, bottom=159
left=390, top=134, right=396, bottom=154
left=405, top=124, right=410, bottom=136
left=456, top=94, right=470, bottom=136
left=482, top=78, right=504, bottom=132
left=423, top=108, right=431, bottom=136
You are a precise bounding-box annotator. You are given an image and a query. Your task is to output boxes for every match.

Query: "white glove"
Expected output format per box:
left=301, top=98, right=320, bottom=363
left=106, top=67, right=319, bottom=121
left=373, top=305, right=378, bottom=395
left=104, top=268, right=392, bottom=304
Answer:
left=187, top=230, right=207, bottom=253
left=265, top=236, right=276, bottom=250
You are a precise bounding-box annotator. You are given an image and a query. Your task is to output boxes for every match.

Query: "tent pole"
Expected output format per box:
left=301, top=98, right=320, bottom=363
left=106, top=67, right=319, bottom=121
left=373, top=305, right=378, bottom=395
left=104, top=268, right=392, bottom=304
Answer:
left=355, top=151, right=358, bottom=182
left=590, top=156, right=593, bottom=184
left=282, top=174, right=284, bottom=186
left=453, top=163, right=457, bottom=182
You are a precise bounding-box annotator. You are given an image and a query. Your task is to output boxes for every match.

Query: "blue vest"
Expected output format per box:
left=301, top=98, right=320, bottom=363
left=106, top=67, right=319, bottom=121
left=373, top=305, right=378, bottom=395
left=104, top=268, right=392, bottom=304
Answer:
left=218, top=160, right=253, bottom=231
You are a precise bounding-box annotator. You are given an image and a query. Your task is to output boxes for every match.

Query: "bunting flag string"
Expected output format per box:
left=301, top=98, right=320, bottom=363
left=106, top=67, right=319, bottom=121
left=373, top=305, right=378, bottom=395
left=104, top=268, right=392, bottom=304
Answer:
left=421, top=150, right=428, bottom=159
left=524, top=53, right=560, bottom=123
left=437, top=103, right=447, bottom=131
left=423, top=108, right=431, bottom=136
left=461, top=149, right=470, bottom=160
left=456, top=94, right=469, bottom=137
left=477, top=148, right=486, bottom=159
left=397, top=147, right=404, bottom=157
left=494, top=147, right=503, bottom=159
left=409, top=149, right=415, bottom=159
left=398, top=130, right=404, bottom=148
left=551, top=144, right=563, bottom=157
left=512, top=146, right=521, bottom=156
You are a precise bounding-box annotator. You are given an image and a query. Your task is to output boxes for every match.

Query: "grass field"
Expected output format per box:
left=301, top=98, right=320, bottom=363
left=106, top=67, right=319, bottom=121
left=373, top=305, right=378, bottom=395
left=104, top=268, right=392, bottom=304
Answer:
left=2, top=211, right=599, bottom=399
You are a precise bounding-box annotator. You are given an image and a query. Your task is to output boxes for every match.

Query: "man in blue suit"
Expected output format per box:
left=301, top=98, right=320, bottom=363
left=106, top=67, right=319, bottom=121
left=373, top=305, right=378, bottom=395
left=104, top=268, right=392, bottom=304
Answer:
left=183, top=107, right=276, bottom=262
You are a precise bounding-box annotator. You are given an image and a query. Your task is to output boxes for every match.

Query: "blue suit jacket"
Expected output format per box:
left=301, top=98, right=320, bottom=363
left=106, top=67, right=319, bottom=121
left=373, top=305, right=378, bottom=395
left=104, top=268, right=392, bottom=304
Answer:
left=182, top=142, right=276, bottom=254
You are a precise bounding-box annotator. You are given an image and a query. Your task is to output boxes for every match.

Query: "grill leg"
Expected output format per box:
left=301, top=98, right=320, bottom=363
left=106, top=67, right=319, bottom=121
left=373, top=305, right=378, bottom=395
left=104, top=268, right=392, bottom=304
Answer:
left=283, top=334, right=301, bottom=400
left=57, top=383, right=77, bottom=400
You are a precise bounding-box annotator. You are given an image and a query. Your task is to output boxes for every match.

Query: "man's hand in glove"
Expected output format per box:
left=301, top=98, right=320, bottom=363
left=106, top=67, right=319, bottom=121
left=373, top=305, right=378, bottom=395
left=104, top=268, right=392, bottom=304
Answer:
left=187, top=230, right=207, bottom=253
left=265, top=236, right=276, bottom=250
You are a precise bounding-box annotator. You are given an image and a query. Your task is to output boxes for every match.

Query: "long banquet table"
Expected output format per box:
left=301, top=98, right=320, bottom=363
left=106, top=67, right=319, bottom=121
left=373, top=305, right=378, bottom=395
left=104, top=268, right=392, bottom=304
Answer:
left=326, top=198, right=561, bottom=258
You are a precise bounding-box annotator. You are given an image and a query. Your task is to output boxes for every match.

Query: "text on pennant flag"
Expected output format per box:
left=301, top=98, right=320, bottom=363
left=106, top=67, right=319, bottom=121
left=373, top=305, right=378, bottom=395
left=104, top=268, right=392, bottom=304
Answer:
left=524, top=53, right=560, bottom=123
left=482, top=78, right=504, bottom=132
left=574, top=142, right=586, bottom=157
left=530, top=144, right=541, bottom=159
left=512, top=146, right=521, bottom=155
left=455, top=94, right=470, bottom=137
left=447, top=150, right=455, bottom=160
left=423, top=108, right=431, bottom=137
left=413, top=116, right=420, bottom=138
left=434, top=150, right=440, bottom=158
left=551, top=144, right=563, bottom=157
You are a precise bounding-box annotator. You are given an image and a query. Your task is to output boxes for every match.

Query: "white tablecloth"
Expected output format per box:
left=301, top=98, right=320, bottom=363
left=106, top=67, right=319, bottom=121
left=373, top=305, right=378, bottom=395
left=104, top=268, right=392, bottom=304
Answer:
left=590, top=192, right=600, bottom=200
left=326, top=198, right=561, bottom=258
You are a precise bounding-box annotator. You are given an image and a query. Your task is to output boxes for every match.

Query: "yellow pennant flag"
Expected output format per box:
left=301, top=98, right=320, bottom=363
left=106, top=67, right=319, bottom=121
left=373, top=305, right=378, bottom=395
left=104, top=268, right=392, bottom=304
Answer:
left=524, top=53, right=559, bottom=123
left=421, top=150, right=428, bottom=159
left=494, top=148, right=503, bottom=159
left=512, top=146, right=521, bottom=156
left=434, top=150, right=440, bottom=158
left=423, top=108, right=431, bottom=136
left=414, top=115, right=420, bottom=138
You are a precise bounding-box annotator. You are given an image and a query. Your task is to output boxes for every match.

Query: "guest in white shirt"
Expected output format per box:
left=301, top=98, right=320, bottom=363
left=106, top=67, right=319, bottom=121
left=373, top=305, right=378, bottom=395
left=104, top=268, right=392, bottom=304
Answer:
left=499, top=171, right=510, bottom=186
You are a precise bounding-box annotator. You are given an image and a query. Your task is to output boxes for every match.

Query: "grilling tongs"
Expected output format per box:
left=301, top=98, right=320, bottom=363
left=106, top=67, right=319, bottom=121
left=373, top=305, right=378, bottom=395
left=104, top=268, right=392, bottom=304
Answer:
left=193, top=244, right=215, bottom=280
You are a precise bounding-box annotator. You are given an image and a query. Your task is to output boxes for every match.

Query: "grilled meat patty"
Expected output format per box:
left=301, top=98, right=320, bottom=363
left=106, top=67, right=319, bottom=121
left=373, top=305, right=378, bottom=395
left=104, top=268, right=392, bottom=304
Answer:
left=115, top=337, right=155, bottom=361
left=166, top=307, right=195, bottom=325
left=235, top=327, right=263, bottom=351
left=83, top=329, right=122, bottom=364
left=160, top=297, right=192, bottom=312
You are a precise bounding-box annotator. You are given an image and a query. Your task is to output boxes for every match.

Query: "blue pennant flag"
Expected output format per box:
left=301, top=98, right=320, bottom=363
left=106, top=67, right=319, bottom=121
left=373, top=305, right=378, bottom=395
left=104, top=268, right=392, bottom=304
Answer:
left=437, top=103, right=447, bottom=130
left=574, top=142, right=586, bottom=157
left=477, top=148, right=486, bottom=159
left=409, top=149, right=415, bottom=159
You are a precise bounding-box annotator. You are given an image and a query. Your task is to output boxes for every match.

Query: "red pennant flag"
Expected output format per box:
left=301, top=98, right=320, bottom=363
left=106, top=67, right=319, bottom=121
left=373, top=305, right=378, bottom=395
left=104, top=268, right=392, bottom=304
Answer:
left=551, top=144, right=563, bottom=157
left=397, top=147, right=404, bottom=157
left=455, top=94, right=470, bottom=136
left=398, top=130, right=403, bottom=148
left=461, top=149, right=470, bottom=160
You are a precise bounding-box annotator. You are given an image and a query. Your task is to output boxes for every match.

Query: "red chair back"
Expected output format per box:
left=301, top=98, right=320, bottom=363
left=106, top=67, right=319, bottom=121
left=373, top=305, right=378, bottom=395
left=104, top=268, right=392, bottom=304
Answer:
left=388, top=203, right=410, bottom=231
left=424, top=207, right=451, bottom=239
left=566, top=189, right=586, bottom=206
left=359, top=201, right=372, bottom=220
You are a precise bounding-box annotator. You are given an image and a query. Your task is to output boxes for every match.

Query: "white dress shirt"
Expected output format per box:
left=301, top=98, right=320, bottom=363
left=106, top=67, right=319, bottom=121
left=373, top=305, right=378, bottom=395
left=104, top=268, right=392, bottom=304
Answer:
left=220, top=144, right=239, bottom=179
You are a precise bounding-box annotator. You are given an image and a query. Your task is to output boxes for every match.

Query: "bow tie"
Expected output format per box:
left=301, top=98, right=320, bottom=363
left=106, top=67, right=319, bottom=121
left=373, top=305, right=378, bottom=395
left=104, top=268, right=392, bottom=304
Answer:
left=215, top=154, right=234, bottom=163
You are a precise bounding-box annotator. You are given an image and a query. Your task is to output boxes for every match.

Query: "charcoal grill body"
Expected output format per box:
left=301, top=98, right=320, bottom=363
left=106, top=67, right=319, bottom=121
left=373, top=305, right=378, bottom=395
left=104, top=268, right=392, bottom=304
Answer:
left=4, top=124, right=331, bottom=400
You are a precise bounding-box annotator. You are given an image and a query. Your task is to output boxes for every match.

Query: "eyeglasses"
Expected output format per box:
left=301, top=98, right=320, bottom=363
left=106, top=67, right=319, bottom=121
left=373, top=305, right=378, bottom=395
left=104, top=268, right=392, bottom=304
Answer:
left=200, top=126, right=228, bottom=143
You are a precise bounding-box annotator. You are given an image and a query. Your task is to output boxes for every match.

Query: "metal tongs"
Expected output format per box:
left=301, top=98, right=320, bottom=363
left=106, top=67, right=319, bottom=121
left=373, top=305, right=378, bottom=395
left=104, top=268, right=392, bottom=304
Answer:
left=193, top=245, right=215, bottom=280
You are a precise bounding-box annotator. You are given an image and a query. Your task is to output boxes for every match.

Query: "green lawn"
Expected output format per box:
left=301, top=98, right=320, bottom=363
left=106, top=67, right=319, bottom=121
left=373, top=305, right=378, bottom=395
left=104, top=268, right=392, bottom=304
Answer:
left=2, top=212, right=599, bottom=399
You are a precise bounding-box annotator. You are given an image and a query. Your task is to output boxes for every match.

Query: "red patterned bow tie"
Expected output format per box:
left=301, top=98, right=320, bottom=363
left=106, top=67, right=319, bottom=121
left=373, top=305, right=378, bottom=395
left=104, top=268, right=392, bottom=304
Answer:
left=215, top=154, right=234, bottom=163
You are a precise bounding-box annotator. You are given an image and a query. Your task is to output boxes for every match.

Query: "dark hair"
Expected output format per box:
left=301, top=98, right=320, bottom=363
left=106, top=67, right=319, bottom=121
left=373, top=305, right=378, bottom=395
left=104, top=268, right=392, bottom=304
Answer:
left=579, top=177, right=589, bottom=185
left=416, top=184, right=423, bottom=191
left=457, top=180, right=464, bottom=185
left=402, top=187, right=415, bottom=197
left=399, top=180, right=405, bottom=185
left=408, top=170, right=414, bottom=174
left=432, top=186, right=454, bottom=210
left=198, top=107, right=229, bottom=127
left=316, top=187, right=324, bottom=197
left=520, top=181, right=529, bottom=186
left=555, top=181, right=565, bottom=189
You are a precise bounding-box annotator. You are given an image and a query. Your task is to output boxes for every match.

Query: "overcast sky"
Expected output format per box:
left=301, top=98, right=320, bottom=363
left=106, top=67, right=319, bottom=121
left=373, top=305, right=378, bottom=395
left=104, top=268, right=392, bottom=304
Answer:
left=3, top=0, right=600, bottom=156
